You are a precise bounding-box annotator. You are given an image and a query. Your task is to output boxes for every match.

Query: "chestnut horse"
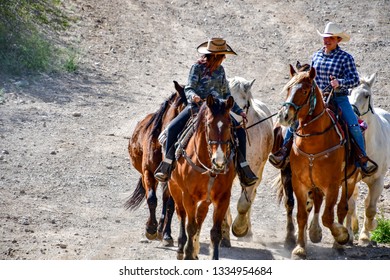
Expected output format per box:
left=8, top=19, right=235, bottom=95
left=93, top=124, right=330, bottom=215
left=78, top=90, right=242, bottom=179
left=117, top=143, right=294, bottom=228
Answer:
left=277, top=65, right=359, bottom=259
left=126, top=81, right=187, bottom=245
left=168, top=95, right=236, bottom=260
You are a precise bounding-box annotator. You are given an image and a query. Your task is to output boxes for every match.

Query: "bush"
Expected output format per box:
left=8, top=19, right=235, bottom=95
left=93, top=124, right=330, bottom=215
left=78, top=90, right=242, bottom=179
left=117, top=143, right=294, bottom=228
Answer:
left=0, top=0, right=73, bottom=74
left=371, top=215, right=390, bottom=244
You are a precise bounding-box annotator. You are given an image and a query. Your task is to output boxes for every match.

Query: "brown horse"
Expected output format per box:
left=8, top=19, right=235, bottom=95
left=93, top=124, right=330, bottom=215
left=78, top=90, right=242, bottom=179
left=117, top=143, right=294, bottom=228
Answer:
left=126, top=81, right=187, bottom=245
left=277, top=65, right=359, bottom=259
left=168, top=95, right=236, bottom=260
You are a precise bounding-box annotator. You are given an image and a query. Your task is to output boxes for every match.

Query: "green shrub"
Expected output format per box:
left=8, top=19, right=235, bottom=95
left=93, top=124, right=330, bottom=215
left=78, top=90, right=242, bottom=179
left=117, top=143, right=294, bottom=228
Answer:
left=371, top=215, right=390, bottom=244
left=0, top=0, right=73, bottom=74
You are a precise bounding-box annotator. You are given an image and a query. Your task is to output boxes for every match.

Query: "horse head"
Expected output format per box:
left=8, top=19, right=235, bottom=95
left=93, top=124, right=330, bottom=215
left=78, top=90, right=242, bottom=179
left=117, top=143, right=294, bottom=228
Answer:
left=202, top=95, right=234, bottom=172
left=349, top=73, right=376, bottom=117
left=278, top=65, right=318, bottom=126
left=228, top=77, right=255, bottom=112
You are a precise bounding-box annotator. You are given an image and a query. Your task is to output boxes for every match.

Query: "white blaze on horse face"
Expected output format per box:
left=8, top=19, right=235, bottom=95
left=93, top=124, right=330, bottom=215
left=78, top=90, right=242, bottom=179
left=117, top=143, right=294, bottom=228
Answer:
left=213, top=121, right=226, bottom=168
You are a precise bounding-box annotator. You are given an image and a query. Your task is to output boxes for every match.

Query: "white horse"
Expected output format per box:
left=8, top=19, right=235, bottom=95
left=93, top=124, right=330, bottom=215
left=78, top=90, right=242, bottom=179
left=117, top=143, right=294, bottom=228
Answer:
left=223, top=77, right=274, bottom=240
left=348, top=73, right=390, bottom=245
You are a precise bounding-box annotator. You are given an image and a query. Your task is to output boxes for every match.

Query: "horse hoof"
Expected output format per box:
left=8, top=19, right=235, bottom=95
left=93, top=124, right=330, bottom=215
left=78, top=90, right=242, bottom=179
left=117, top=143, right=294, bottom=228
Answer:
left=162, top=238, right=174, bottom=247
left=232, top=225, right=249, bottom=238
left=309, top=229, right=322, bottom=243
left=291, top=246, right=307, bottom=260
left=335, top=232, right=349, bottom=245
left=177, top=252, right=184, bottom=260
left=220, top=238, right=231, bottom=248
left=145, top=231, right=158, bottom=240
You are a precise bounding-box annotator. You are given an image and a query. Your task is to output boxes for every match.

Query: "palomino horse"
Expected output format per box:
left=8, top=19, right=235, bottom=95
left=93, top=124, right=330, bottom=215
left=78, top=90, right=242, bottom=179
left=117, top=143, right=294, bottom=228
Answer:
left=277, top=65, right=359, bottom=259
left=126, top=81, right=187, bottom=245
left=226, top=77, right=274, bottom=239
left=168, top=95, right=236, bottom=260
left=348, top=73, right=390, bottom=245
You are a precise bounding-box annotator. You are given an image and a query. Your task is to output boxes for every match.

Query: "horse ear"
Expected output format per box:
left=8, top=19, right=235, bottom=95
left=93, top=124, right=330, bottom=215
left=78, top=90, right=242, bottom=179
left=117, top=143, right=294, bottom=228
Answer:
left=367, top=73, right=376, bottom=88
left=309, top=67, right=316, bottom=80
left=206, top=94, right=215, bottom=107
left=226, top=96, right=234, bottom=111
left=250, top=79, right=255, bottom=88
left=289, top=64, right=296, bottom=77
left=296, top=61, right=302, bottom=70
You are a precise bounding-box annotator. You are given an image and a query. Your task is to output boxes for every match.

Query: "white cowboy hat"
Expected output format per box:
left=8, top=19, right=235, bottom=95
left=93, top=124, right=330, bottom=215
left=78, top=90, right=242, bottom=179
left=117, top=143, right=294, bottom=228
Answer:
left=197, top=38, right=237, bottom=55
left=317, top=22, right=350, bottom=42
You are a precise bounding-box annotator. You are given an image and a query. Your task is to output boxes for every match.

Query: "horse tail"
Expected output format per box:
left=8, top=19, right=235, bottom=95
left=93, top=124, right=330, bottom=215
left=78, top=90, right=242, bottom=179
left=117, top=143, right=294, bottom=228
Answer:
left=124, top=177, right=145, bottom=211
left=272, top=173, right=284, bottom=205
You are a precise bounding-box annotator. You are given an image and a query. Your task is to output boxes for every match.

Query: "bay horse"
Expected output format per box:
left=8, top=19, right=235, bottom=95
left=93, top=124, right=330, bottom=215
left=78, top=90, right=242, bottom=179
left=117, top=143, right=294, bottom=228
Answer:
left=126, top=81, right=187, bottom=245
left=226, top=77, right=274, bottom=239
left=168, top=95, right=236, bottom=260
left=277, top=65, right=359, bottom=259
left=348, top=73, right=390, bottom=245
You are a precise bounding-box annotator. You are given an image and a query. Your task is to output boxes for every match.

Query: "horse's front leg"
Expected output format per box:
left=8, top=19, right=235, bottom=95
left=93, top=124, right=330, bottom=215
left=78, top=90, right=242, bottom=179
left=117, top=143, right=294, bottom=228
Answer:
left=291, top=187, right=309, bottom=260
left=183, top=197, right=198, bottom=260
left=221, top=207, right=232, bottom=248
left=232, top=184, right=257, bottom=238
left=322, top=186, right=349, bottom=246
left=211, top=193, right=231, bottom=260
left=360, top=177, right=384, bottom=245
left=309, top=188, right=323, bottom=243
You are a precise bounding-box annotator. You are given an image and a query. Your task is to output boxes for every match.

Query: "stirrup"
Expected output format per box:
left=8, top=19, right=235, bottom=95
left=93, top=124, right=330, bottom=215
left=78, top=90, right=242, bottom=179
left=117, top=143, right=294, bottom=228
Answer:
left=358, top=155, right=378, bottom=177
left=268, top=147, right=289, bottom=169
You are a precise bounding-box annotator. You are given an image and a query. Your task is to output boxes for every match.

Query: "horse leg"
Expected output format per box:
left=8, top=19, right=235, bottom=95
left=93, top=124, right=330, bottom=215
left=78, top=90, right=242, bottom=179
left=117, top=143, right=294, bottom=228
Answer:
left=169, top=185, right=186, bottom=260
left=232, top=185, right=256, bottom=238
left=143, top=171, right=158, bottom=240
left=337, top=177, right=358, bottom=245
left=194, top=200, right=210, bottom=257
left=282, top=165, right=296, bottom=250
left=291, top=186, right=309, bottom=259
left=221, top=207, right=232, bottom=248
left=309, top=188, right=323, bottom=243
left=322, top=186, right=349, bottom=246
left=346, top=184, right=360, bottom=239
left=157, top=183, right=174, bottom=247
left=183, top=196, right=198, bottom=260
left=359, top=177, right=384, bottom=245
left=210, top=198, right=230, bottom=260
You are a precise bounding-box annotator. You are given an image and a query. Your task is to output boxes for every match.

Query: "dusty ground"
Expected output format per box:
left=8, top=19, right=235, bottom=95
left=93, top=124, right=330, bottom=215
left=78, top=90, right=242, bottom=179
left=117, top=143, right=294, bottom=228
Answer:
left=1, top=0, right=390, bottom=260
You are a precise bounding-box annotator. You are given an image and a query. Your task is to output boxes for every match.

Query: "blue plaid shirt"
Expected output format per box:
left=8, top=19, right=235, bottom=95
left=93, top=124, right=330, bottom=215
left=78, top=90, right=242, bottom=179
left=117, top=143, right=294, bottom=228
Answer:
left=184, top=63, right=243, bottom=115
left=311, top=45, right=359, bottom=95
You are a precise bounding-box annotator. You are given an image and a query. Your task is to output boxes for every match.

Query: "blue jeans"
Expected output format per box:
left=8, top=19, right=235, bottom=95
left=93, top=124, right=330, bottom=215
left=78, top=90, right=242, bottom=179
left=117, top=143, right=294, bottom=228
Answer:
left=283, top=95, right=367, bottom=158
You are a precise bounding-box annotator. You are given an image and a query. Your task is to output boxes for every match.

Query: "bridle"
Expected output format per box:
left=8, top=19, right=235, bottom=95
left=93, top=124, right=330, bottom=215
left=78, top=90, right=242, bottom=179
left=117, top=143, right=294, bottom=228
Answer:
left=282, top=80, right=318, bottom=121
left=351, top=95, right=374, bottom=117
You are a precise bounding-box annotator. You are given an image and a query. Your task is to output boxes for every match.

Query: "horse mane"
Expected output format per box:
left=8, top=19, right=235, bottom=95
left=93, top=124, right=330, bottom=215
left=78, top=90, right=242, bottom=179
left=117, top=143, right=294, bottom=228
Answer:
left=279, top=71, right=308, bottom=95
left=146, top=91, right=186, bottom=140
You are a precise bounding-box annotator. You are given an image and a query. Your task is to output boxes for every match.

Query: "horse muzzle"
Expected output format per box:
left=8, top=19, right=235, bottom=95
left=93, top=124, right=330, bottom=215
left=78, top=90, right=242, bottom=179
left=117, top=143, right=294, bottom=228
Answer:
left=277, top=106, right=295, bottom=126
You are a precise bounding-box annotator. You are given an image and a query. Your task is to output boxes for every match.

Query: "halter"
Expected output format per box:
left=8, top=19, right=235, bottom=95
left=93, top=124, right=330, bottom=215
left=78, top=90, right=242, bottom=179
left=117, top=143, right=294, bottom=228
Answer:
left=351, top=95, right=374, bottom=117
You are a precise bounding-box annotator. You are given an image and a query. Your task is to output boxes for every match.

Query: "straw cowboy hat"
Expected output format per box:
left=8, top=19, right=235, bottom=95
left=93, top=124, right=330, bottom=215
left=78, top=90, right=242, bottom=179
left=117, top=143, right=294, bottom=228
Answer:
left=197, top=38, right=237, bottom=55
left=317, top=22, right=350, bottom=42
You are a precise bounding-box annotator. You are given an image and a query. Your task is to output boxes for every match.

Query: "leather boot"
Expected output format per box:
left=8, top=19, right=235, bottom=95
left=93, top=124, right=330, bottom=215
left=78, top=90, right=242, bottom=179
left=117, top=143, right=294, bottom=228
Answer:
left=154, top=148, right=175, bottom=182
left=236, top=151, right=258, bottom=187
left=268, top=137, right=293, bottom=169
left=357, top=154, right=378, bottom=177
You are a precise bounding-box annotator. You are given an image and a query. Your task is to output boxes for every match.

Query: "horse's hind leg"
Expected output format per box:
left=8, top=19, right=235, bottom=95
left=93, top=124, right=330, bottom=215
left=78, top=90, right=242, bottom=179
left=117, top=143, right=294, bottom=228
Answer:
left=143, top=171, right=159, bottom=240
left=359, top=177, right=384, bottom=245
left=282, top=165, right=296, bottom=250
left=309, top=188, right=323, bottom=243
left=221, top=207, right=232, bottom=248
left=157, top=183, right=174, bottom=247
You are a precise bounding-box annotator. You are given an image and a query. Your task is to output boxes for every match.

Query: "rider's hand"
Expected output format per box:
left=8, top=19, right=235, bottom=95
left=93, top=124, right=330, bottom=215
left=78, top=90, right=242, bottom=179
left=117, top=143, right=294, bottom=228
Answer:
left=240, top=111, right=248, bottom=122
left=192, top=95, right=201, bottom=103
left=329, top=75, right=340, bottom=89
